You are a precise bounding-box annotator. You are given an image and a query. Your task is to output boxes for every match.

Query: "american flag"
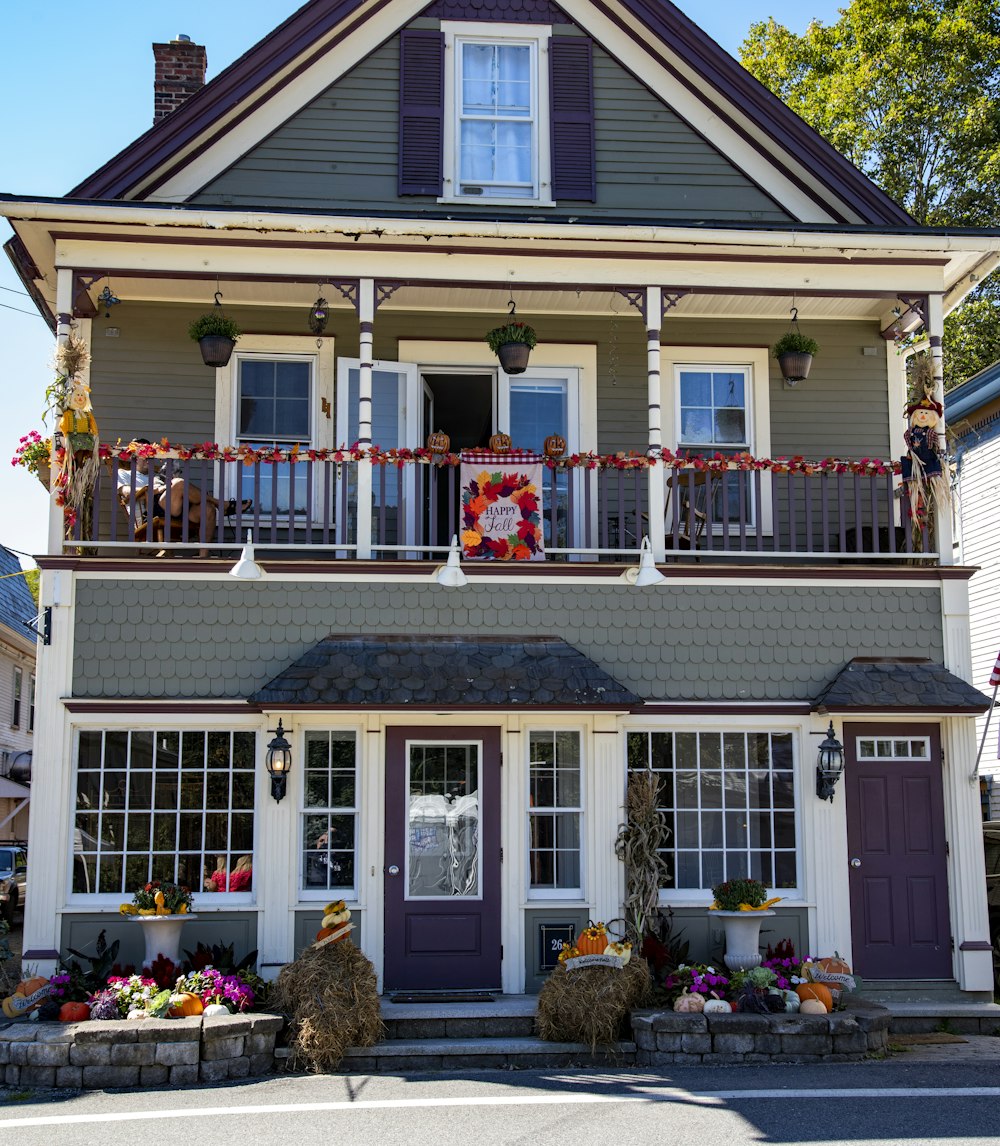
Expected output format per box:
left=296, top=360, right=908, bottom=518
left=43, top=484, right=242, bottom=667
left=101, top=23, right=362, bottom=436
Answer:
left=991, top=651, right=1000, bottom=688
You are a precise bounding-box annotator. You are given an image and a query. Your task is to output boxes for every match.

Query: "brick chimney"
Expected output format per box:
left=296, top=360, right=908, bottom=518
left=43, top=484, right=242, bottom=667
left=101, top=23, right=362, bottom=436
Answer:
left=152, top=34, right=208, bottom=122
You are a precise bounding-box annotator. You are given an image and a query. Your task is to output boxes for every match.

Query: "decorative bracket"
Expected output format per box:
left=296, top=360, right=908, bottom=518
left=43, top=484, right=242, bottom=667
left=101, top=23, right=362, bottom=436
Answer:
left=616, top=287, right=689, bottom=324
left=23, top=606, right=51, bottom=646
left=375, top=281, right=402, bottom=312
left=329, top=280, right=359, bottom=310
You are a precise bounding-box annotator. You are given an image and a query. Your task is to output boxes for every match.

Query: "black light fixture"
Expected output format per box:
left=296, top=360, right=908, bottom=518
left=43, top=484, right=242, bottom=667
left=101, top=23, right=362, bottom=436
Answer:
left=265, top=719, right=292, bottom=802
left=816, top=721, right=845, bottom=802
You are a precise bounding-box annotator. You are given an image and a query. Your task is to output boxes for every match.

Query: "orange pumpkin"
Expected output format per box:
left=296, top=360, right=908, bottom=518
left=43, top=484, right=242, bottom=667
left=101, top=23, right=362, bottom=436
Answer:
left=796, top=982, right=833, bottom=1012
left=168, top=991, right=204, bottom=1018
left=543, top=434, right=566, bottom=459
left=818, top=953, right=851, bottom=977
left=59, top=1001, right=91, bottom=1023
left=426, top=430, right=450, bottom=455
left=316, top=926, right=334, bottom=942
left=489, top=433, right=512, bottom=453
left=20, top=977, right=49, bottom=997
left=575, top=925, right=607, bottom=956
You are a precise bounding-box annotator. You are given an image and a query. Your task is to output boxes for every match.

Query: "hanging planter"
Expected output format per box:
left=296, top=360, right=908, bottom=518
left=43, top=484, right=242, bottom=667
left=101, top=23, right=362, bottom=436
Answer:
left=189, top=292, right=242, bottom=368
left=486, top=301, right=537, bottom=376
left=773, top=307, right=818, bottom=384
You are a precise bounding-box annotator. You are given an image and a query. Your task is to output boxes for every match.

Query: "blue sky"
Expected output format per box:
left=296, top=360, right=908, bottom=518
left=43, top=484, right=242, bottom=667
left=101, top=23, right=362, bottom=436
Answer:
left=0, top=1, right=845, bottom=565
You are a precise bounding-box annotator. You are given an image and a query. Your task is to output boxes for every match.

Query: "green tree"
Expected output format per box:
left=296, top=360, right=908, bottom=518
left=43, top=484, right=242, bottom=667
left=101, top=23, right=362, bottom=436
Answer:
left=740, top=0, right=1000, bottom=386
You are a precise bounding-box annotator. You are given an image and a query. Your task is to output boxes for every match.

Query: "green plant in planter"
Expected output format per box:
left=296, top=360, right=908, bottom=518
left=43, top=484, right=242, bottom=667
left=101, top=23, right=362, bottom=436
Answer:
left=710, top=877, right=770, bottom=911
left=188, top=311, right=242, bottom=343
left=773, top=331, right=819, bottom=359
left=485, top=321, right=537, bottom=354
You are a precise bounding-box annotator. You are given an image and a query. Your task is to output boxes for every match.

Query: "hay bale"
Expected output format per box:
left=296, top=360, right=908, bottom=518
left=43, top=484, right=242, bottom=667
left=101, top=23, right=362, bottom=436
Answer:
left=536, top=958, right=651, bottom=1051
left=271, top=940, right=383, bottom=1072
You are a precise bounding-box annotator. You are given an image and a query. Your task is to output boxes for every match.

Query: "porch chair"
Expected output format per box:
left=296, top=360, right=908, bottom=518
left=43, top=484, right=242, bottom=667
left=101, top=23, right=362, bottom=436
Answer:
left=663, top=470, right=717, bottom=552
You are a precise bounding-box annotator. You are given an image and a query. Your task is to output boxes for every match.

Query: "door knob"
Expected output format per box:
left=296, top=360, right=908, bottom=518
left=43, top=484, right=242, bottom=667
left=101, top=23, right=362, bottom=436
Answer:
left=388, top=865, right=400, bottom=876
left=850, top=858, right=862, bottom=868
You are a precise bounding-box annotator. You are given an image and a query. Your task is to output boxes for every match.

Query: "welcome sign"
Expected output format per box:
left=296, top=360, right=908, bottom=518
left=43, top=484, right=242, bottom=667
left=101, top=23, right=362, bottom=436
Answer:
left=460, top=451, right=545, bottom=561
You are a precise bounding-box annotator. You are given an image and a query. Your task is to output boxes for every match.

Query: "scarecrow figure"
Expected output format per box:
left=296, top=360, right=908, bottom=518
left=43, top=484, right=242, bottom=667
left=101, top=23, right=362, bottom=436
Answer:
left=53, top=333, right=99, bottom=534
left=901, top=393, right=947, bottom=540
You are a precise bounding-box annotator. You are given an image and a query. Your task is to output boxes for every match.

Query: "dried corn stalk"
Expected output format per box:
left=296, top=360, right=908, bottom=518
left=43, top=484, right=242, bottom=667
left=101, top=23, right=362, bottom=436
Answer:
left=614, top=769, right=670, bottom=946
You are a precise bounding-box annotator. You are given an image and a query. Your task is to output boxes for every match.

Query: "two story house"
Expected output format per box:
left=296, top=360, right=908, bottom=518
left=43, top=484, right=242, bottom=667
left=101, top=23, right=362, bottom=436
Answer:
left=4, top=0, right=997, bottom=996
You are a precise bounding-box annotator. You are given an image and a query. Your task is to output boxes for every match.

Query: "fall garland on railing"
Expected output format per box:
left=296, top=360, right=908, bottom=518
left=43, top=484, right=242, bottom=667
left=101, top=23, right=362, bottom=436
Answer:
left=68, top=439, right=902, bottom=477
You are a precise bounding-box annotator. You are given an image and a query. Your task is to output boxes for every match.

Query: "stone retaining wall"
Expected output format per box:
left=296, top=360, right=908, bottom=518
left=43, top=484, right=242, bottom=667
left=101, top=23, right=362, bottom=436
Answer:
left=0, top=1012, right=282, bottom=1089
left=631, top=999, right=890, bottom=1065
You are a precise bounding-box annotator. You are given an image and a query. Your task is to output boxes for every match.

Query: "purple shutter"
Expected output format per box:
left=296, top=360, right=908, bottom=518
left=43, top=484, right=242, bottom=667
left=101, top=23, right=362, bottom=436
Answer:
left=549, top=36, right=595, bottom=202
left=398, top=29, right=445, bottom=196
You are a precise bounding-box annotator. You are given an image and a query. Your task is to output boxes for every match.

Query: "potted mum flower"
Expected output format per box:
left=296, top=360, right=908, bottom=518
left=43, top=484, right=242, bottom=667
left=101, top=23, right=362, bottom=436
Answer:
left=119, top=881, right=197, bottom=968
left=189, top=305, right=242, bottom=368
left=11, top=431, right=53, bottom=488
left=709, top=878, right=782, bottom=972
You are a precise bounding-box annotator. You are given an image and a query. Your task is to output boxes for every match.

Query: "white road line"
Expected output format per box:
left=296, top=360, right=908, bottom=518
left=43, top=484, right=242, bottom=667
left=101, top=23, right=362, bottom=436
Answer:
left=0, top=1086, right=997, bottom=1129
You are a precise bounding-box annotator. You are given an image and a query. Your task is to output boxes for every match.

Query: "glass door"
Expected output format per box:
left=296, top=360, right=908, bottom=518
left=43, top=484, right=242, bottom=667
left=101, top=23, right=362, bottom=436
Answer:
left=406, top=743, right=481, bottom=899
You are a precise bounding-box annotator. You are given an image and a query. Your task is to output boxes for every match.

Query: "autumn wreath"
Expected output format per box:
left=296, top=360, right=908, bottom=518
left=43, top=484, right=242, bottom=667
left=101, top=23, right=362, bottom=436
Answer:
left=461, top=468, right=543, bottom=560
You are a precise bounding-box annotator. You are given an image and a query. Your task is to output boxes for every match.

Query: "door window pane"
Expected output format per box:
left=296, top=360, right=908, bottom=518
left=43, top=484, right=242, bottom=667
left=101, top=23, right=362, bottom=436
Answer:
left=407, top=743, right=480, bottom=898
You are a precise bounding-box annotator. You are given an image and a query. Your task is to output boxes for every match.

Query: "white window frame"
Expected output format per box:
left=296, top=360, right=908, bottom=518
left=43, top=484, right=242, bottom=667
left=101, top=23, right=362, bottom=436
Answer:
left=67, top=724, right=259, bottom=909
left=857, top=736, right=931, bottom=760
left=299, top=730, right=361, bottom=901
left=441, top=21, right=554, bottom=207
left=626, top=726, right=800, bottom=903
left=661, top=345, right=773, bottom=535
left=526, top=727, right=585, bottom=900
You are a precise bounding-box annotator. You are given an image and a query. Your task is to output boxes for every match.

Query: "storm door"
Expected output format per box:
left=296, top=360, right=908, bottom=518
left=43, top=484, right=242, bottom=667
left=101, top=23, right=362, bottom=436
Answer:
left=845, top=723, right=952, bottom=979
left=383, top=727, right=502, bottom=991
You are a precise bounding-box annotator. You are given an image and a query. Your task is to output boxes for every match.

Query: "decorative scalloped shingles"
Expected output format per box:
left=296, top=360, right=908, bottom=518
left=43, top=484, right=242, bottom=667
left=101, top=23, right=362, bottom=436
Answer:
left=421, top=0, right=570, bottom=23
left=72, top=581, right=947, bottom=704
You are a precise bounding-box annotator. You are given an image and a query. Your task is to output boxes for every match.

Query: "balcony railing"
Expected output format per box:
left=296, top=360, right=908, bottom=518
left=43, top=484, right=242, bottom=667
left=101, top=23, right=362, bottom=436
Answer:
left=70, top=449, right=937, bottom=563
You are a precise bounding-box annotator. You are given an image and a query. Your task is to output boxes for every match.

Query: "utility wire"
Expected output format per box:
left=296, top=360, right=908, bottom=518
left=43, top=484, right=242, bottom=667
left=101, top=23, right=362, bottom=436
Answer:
left=0, top=301, right=43, bottom=319
left=0, top=285, right=30, bottom=297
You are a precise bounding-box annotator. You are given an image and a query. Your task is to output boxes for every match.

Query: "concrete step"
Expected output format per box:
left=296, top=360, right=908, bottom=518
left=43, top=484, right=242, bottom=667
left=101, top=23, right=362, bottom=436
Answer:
left=338, top=1036, right=637, bottom=1072
left=380, top=993, right=538, bottom=1041
left=877, top=1001, right=1000, bottom=1036
left=860, top=980, right=991, bottom=1005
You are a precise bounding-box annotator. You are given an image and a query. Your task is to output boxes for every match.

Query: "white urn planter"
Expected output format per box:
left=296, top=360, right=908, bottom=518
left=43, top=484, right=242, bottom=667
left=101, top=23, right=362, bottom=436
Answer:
left=130, top=914, right=197, bottom=968
left=711, top=909, right=775, bottom=972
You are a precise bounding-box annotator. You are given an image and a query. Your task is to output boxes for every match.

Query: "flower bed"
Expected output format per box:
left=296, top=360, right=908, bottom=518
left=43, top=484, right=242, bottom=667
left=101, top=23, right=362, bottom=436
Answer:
left=0, top=1012, right=282, bottom=1089
left=631, top=996, right=890, bottom=1065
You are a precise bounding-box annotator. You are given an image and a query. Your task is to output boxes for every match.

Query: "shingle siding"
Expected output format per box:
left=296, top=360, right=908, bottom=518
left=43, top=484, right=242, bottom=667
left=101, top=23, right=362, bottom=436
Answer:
left=72, top=579, right=943, bottom=703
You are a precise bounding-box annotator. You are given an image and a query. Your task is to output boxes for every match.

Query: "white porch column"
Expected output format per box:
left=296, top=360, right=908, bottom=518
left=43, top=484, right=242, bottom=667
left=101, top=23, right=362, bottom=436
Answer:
left=590, top=718, right=624, bottom=931
left=48, top=269, right=74, bottom=555
left=926, top=293, right=954, bottom=563
left=644, top=287, right=667, bottom=561
left=939, top=577, right=993, bottom=990
left=255, top=712, right=297, bottom=981
left=355, top=278, right=375, bottom=560
left=21, top=569, right=75, bottom=977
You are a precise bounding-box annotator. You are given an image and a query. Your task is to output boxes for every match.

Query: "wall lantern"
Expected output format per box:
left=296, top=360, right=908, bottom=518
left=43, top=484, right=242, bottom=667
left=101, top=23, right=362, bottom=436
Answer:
left=816, top=721, right=845, bottom=802
left=265, top=719, right=293, bottom=803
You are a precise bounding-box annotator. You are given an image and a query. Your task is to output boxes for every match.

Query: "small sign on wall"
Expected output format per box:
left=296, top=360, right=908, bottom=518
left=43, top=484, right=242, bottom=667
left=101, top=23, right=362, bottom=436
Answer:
left=539, top=922, right=577, bottom=972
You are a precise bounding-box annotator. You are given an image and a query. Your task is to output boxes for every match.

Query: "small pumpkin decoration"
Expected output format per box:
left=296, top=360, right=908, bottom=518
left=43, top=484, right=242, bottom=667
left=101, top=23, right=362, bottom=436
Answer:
left=799, top=998, right=828, bottom=1015
left=575, top=923, right=608, bottom=956
left=818, top=953, right=851, bottom=977
left=604, top=940, right=632, bottom=965
left=169, top=991, right=205, bottom=1018
left=673, top=988, right=705, bottom=1014
left=702, top=993, right=732, bottom=1014
left=544, top=434, right=566, bottom=459
left=796, top=982, right=832, bottom=1012
left=59, top=1001, right=91, bottom=1023
left=489, top=432, right=512, bottom=453
left=426, top=430, right=451, bottom=455
left=203, top=1003, right=230, bottom=1017
left=778, top=989, right=800, bottom=1012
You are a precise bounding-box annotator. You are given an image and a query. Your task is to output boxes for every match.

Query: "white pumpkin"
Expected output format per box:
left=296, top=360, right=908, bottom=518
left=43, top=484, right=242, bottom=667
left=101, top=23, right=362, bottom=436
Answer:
left=673, top=989, right=705, bottom=1014
left=799, top=998, right=828, bottom=1015
left=322, top=909, right=351, bottom=929
left=703, top=996, right=732, bottom=1014
left=603, top=941, right=632, bottom=966
left=127, top=1009, right=148, bottom=1020
left=202, top=1003, right=230, bottom=1017
left=778, top=989, right=800, bottom=1012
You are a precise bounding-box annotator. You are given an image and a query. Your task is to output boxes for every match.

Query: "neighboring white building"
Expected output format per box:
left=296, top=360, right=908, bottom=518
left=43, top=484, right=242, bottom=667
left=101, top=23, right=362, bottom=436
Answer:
left=948, top=363, right=1000, bottom=813
left=0, top=547, right=35, bottom=843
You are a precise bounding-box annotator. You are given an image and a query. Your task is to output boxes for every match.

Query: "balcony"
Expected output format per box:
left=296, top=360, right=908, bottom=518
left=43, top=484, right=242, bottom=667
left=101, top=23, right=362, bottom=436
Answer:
left=70, top=447, right=937, bottom=565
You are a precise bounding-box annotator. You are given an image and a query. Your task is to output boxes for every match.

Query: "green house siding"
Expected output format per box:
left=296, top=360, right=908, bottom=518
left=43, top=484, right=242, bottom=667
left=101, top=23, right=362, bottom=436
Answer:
left=89, top=303, right=890, bottom=461
left=72, top=580, right=942, bottom=703
left=190, top=30, right=790, bottom=223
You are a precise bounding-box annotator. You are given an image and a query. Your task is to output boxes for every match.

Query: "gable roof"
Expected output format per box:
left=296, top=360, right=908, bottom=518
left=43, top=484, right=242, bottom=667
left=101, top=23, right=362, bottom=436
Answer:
left=813, top=657, right=991, bottom=715
left=68, top=0, right=913, bottom=228
left=0, top=548, right=35, bottom=644
left=945, top=359, right=1000, bottom=424
left=249, top=633, right=641, bottom=708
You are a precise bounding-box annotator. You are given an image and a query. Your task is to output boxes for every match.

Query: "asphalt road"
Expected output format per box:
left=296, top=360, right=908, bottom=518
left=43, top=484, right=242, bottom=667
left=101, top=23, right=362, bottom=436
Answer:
left=0, top=1059, right=997, bottom=1145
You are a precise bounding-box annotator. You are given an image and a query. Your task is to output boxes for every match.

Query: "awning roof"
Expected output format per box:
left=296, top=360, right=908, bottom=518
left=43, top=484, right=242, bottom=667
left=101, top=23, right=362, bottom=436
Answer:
left=813, top=657, right=992, bottom=715
left=250, top=633, right=641, bottom=709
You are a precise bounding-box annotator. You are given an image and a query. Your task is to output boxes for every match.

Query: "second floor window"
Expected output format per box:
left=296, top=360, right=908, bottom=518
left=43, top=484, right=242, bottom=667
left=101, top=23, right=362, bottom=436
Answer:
left=11, top=668, right=21, bottom=730
left=237, top=355, right=313, bottom=514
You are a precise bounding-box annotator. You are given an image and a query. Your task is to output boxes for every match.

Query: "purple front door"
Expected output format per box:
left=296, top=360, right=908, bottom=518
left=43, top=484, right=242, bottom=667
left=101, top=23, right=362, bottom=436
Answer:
left=383, top=727, right=502, bottom=991
left=845, top=723, right=951, bottom=979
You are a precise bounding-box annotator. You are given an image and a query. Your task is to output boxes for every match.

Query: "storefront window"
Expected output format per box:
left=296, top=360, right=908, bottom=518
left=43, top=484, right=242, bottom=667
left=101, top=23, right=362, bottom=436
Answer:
left=301, top=731, right=358, bottom=895
left=627, top=730, right=797, bottom=891
left=72, top=729, right=256, bottom=895
left=528, top=730, right=582, bottom=894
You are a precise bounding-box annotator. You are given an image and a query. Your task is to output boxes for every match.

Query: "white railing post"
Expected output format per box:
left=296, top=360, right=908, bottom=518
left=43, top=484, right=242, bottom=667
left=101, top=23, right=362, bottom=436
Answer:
left=927, top=292, right=953, bottom=563
left=355, top=278, right=375, bottom=559
left=644, top=287, right=667, bottom=561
